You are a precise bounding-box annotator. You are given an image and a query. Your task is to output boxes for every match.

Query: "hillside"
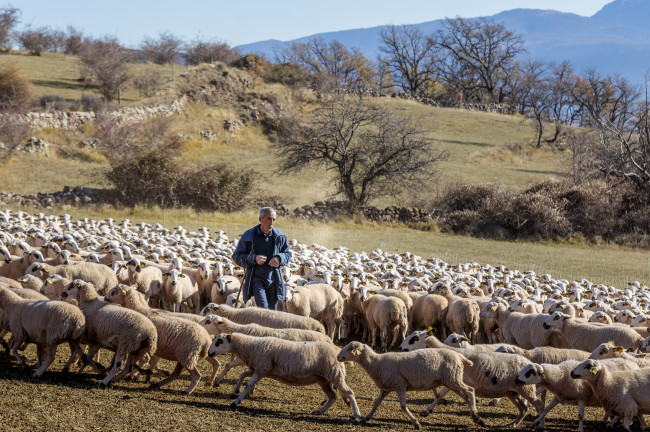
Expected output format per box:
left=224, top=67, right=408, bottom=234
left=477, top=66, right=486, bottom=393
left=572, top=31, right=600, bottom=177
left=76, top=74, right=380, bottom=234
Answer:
left=1, top=52, right=564, bottom=208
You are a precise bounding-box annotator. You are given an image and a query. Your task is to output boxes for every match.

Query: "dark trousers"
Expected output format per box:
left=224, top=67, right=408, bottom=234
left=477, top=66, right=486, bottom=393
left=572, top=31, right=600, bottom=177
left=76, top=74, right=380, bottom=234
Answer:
left=251, top=277, right=278, bottom=310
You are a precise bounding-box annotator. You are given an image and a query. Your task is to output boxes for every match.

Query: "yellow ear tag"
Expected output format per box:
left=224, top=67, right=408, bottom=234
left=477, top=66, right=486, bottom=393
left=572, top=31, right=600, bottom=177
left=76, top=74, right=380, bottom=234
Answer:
left=616, top=347, right=625, bottom=353
left=491, top=306, right=497, bottom=312
left=352, top=348, right=362, bottom=356
left=591, top=369, right=598, bottom=375
left=131, top=284, right=138, bottom=289
left=540, top=372, right=546, bottom=378
left=120, top=288, right=127, bottom=295
left=46, top=279, right=53, bottom=285
left=427, top=326, right=435, bottom=336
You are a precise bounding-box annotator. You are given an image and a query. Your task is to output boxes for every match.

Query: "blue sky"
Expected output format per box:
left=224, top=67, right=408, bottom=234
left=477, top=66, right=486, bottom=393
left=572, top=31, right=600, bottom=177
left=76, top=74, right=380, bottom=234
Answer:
left=13, top=0, right=613, bottom=47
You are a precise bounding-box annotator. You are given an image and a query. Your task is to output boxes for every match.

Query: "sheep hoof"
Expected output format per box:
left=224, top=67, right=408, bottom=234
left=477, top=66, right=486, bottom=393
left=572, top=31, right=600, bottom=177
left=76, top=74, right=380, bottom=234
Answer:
left=149, top=382, right=160, bottom=389
left=311, top=410, right=323, bottom=416
left=412, top=421, right=421, bottom=430
left=229, top=402, right=239, bottom=409
left=230, top=393, right=238, bottom=399
left=350, top=416, right=361, bottom=423
left=419, top=410, right=430, bottom=417
left=98, top=382, right=110, bottom=389
left=474, top=417, right=485, bottom=427
left=488, top=398, right=499, bottom=406
left=438, top=398, right=448, bottom=405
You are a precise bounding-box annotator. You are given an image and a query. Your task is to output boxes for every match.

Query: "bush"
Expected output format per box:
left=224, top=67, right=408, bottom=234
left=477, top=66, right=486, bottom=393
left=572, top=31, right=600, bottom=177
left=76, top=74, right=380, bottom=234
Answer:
left=266, top=62, right=306, bottom=86
left=37, top=94, right=68, bottom=111
left=175, top=164, right=256, bottom=212
left=231, top=53, right=269, bottom=77
left=132, top=70, right=161, bottom=98
left=75, top=94, right=106, bottom=112
left=0, top=116, right=31, bottom=159
left=0, top=64, right=31, bottom=112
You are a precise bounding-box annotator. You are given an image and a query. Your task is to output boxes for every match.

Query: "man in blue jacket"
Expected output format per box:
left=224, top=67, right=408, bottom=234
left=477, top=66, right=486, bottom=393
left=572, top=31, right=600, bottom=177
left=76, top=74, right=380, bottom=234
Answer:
left=232, top=207, right=292, bottom=309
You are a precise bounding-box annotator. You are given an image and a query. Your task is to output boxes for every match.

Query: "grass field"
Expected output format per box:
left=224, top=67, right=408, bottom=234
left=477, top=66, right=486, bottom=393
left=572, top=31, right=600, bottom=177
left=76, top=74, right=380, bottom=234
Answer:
left=0, top=340, right=618, bottom=432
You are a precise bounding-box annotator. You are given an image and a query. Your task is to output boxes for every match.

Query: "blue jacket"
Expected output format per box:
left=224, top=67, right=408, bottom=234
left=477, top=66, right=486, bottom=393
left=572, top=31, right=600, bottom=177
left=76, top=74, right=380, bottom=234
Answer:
left=232, top=225, right=292, bottom=302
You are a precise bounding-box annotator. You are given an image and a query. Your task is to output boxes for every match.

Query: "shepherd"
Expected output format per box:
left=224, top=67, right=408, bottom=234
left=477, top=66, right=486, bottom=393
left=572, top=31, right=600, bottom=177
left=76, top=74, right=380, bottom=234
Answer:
left=232, top=207, right=292, bottom=310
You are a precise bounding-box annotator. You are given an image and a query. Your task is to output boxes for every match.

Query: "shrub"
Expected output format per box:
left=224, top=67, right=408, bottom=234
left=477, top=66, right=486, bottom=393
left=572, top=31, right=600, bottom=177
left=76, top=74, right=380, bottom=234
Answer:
left=0, top=64, right=31, bottom=112
left=132, top=70, right=161, bottom=98
left=76, top=94, right=106, bottom=112
left=0, top=116, right=31, bottom=159
left=231, top=53, right=269, bottom=77
left=37, top=94, right=68, bottom=111
left=266, top=62, right=306, bottom=86
left=175, top=164, right=256, bottom=212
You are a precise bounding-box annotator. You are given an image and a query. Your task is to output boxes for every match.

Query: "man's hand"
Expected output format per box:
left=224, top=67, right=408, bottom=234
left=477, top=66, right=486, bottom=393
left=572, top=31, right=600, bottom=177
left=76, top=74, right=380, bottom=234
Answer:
left=268, top=256, right=280, bottom=268
left=255, top=255, right=267, bottom=265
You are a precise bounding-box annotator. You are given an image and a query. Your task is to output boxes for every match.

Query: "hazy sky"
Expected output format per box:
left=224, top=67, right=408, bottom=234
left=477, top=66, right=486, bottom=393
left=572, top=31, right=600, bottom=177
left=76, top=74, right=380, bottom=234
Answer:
left=14, top=0, right=614, bottom=47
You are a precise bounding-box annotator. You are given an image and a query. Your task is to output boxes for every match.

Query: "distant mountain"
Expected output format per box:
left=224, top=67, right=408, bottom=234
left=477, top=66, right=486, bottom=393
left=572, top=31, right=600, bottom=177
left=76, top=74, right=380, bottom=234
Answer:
left=237, top=0, right=650, bottom=84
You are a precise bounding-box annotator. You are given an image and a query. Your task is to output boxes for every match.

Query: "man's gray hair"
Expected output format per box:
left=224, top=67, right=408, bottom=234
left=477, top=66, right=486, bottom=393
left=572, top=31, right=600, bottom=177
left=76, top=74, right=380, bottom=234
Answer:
left=259, top=207, right=277, bottom=218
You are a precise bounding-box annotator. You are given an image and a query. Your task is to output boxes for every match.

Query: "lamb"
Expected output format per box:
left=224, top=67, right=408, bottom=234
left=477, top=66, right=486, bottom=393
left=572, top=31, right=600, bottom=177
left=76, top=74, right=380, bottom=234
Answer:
left=200, top=314, right=331, bottom=387
left=105, top=285, right=219, bottom=394
left=208, top=333, right=361, bottom=420
left=481, top=302, right=557, bottom=349
left=362, top=293, right=408, bottom=351
left=443, top=333, right=526, bottom=355
left=543, top=311, right=644, bottom=352
left=210, top=275, right=241, bottom=305
left=570, top=359, right=650, bottom=432
left=39, top=274, right=71, bottom=300
left=125, top=258, right=163, bottom=301
left=60, top=279, right=158, bottom=387
left=161, top=268, right=199, bottom=313
left=589, top=342, right=650, bottom=368
left=17, top=274, right=44, bottom=291
left=399, top=330, right=545, bottom=427
left=284, top=283, right=344, bottom=340
left=409, top=293, right=448, bottom=338
left=430, top=283, right=480, bottom=344
left=199, top=303, right=325, bottom=333
left=25, top=262, right=118, bottom=295
left=337, top=340, right=481, bottom=429
left=0, top=286, right=86, bottom=377
left=516, top=358, right=639, bottom=432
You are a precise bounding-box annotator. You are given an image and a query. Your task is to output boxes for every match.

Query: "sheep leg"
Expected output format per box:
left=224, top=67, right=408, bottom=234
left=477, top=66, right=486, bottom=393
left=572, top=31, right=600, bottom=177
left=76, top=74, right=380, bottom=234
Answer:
left=33, top=344, right=57, bottom=378
left=530, top=396, right=560, bottom=430
left=111, top=353, right=138, bottom=383
left=334, top=379, right=361, bottom=421
left=100, top=349, right=128, bottom=387
left=10, top=335, right=28, bottom=369
left=151, top=362, right=184, bottom=389
left=232, top=370, right=254, bottom=397
left=214, top=355, right=244, bottom=387
left=396, top=389, right=421, bottom=430
left=203, top=356, right=220, bottom=387
left=230, top=372, right=261, bottom=408
left=185, top=367, right=202, bottom=395
left=362, top=390, right=390, bottom=423
left=448, top=384, right=483, bottom=426
left=76, top=345, right=106, bottom=375
left=312, top=379, right=337, bottom=415
left=421, top=387, right=450, bottom=416
left=35, top=344, right=44, bottom=368
left=638, top=415, right=648, bottom=432
left=390, top=325, right=399, bottom=349
left=577, top=400, right=587, bottom=432
left=62, top=342, right=84, bottom=373
left=505, top=394, right=528, bottom=427
left=519, top=390, right=544, bottom=415
left=381, top=327, right=388, bottom=352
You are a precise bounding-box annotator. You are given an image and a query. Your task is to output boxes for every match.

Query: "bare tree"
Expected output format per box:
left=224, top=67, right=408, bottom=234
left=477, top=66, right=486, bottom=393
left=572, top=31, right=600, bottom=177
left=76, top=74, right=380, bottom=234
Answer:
left=276, top=94, right=448, bottom=211
left=63, top=25, right=84, bottom=55
left=184, top=38, right=238, bottom=66
left=0, top=6, right=19, bottom=50
left=0, top=116, right=31, bottom=159
left=276, top=37, right=375, bottom=89
left=140, top=31, right=181, bottom=65
left=0, top=63, right=30, bottom=112
left=79, top=36, right=131, bottom=102
left=435, top=17, right=526, bottom=103
left=378, top=25, right=436, bottom=96
left=16, top=26, right=53, bottom=55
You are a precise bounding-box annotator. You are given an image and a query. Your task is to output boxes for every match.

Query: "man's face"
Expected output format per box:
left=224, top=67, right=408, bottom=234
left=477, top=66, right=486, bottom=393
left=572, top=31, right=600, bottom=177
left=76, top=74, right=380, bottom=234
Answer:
left=259, top=211, right=277, bottom=234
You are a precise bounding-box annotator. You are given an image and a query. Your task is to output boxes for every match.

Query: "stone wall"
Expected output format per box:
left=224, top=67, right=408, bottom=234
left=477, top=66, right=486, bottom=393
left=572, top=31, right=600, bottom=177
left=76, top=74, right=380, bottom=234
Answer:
left=0, top=97, right=187, bottom=130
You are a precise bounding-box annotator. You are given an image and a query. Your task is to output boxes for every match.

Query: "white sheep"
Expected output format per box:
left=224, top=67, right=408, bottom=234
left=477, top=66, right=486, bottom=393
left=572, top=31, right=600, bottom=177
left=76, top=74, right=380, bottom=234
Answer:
left=60, top=279, right=158, bottom=387
left=409, top=292, right=448, bottom=337
left=516, top=358, right=639, bottom=432
left=200, top=314, right=331, bottom=387
left=285, top=283, right=343, bottom=340
left=208, top=333, right=361, bottom=420
left=588, top=342, right=650, bottom=368
left=0, top=286, right=86, bottom=377
left=570, top=359, right=650, bottom=432
left=362, top=293, right=408, bottom=351
left=39, top=274, right=71, bottom=300
left=125, top=258, right=163, bottom=301
left=199, top=303, right=325, bottom=333
left=337, top=340, right=481, bottom=429
left=430, top=283, right=480, bottom=344
left=480, top=302, right=557, bottom=349
left=543, top=311, right=644, bottom=352
left=210, top=275, right=241, bottom=305
left=105, top=285, right=219, bottom=394
left=161, top=268, right=199, bottom=313
left=443, top=333, right=526, bottom=355
left=25, top=262, right=119, bottom=295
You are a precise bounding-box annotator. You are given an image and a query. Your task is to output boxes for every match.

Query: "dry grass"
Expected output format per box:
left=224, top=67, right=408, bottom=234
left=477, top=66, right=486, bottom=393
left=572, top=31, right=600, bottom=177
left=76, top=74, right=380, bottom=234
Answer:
left=0, top=342, right=617, bottom=432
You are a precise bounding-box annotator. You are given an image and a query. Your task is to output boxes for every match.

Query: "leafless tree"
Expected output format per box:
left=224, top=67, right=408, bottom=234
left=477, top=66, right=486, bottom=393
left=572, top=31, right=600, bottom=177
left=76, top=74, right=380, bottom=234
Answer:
left=16, top=26, right=53, bottom=55
left=0, top=6, right=19, bottom=50
left=434, top=17, right=526, bottom=103
left=0, top=63, right=30, bottom=112
left=79, top=36, right=132, bottom=102
left=276, top=37, right=375, bottom=89
left=276, top=94, right=448, bottom=211
left=140, top=31, right=181, bottom=65
left=0, top=116, right=31, bottom=159
left=184, top=38, right=238, bottom=66
left=378, top=25, right=436, bottom=96
left=63, top=25, right=84, bottom=55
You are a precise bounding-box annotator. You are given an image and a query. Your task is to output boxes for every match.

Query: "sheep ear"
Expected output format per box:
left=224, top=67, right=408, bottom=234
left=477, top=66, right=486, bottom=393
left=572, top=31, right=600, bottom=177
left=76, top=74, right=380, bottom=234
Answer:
left=43, top=268, right=49, bottom=273
left=351, top=348, right=362, bottom=356
left=163, top=273, right=169, bottom=277
left=131, top=284, right=138, bottom=290
left=563, top=315, right=570, bottom=320
left=227, top=333, right=232, bottom=342
left=490, top=306, right=497, bottom=312
left=427, top=326, right=435, bottom=336
left=46, top=279, right=53, bottom=285
left=120, top=288, right=127, bottom=295
left=591, top=368, right=598, bottom=375
left=140, top=263, right=145, bottom=268
left=179, top=274, right=186, bottom=278
left=204, top=320, right=211, bottom=325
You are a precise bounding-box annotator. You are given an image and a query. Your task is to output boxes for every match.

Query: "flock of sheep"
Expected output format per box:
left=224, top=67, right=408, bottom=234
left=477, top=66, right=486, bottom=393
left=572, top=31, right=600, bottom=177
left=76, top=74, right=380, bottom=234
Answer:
left=1, top=208, right=650, bottom=431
